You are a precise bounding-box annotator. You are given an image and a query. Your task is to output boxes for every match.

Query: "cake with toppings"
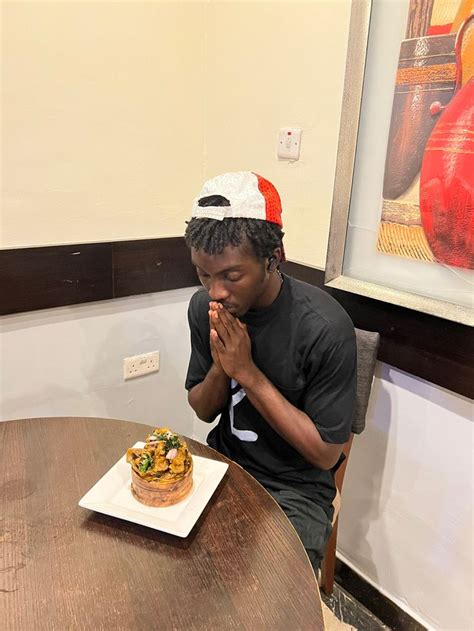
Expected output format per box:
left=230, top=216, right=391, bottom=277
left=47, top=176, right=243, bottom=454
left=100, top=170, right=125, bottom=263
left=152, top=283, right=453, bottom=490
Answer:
left=126, top=427, right=193, bottom=507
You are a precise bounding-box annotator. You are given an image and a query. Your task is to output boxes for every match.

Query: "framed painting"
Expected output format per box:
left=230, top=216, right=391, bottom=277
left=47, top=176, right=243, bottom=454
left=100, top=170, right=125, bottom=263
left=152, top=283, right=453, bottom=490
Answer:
left=325, top=0, right=473, bottom=326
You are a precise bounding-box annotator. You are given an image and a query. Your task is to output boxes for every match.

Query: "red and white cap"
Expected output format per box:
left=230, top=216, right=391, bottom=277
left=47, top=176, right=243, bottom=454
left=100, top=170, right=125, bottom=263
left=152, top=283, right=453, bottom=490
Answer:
left=191, top=172, right=283, bottom=227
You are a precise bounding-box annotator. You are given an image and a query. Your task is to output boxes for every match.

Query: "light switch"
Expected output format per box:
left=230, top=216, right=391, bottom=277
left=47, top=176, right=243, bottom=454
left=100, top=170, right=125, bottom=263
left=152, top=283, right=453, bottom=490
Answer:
left=277, top=127, right=302, bottom=161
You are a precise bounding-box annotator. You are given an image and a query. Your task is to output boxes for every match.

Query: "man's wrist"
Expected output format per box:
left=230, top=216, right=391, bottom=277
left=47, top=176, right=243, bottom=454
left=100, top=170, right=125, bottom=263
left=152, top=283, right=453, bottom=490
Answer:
left=209, top=362, right=228, bottom=380
left=234, top=362, right=262, bottom=390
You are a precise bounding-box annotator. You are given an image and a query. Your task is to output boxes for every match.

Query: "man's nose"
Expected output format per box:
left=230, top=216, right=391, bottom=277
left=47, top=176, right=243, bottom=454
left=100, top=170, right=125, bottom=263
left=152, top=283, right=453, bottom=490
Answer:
left=208, top=280, right=230, bottom=302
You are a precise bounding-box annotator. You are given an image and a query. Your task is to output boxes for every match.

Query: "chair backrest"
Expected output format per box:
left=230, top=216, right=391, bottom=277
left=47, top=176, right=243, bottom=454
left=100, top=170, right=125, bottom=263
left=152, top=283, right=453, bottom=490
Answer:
left=335, top=328, right=380, bottom=492
left=352, top=328, right=380, bottom=435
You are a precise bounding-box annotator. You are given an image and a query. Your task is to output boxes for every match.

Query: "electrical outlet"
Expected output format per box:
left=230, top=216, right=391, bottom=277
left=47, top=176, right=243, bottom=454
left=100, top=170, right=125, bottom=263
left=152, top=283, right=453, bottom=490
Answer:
left=124, top=351, right=160, bottom=380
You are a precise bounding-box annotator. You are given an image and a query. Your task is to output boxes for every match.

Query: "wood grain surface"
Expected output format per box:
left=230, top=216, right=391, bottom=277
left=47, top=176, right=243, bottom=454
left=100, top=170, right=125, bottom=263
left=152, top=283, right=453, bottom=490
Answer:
left=0, top=417, right=323, bottom=631
left=0, top=243, right=113, bottom=315
left=0, top=238, right=197, bottom=316
left=113, top=238, right=197, bottom=299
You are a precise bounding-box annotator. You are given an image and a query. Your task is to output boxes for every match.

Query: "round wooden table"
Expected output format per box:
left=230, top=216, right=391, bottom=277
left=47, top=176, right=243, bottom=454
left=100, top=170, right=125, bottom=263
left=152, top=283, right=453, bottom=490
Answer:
left=1, top=417, right=324, bottom=630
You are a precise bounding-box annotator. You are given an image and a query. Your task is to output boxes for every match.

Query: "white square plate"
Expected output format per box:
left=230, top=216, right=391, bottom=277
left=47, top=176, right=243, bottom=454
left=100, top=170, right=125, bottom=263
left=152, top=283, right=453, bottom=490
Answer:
left=78, top=442, right=228, bottom=538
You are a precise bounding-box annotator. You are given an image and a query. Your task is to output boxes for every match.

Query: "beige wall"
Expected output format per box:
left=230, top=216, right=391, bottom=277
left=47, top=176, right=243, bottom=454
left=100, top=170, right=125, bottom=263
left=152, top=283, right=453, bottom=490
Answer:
left=2, top=0, right=351, bottom=268
left=2, top=1, right=206, bottom=247
left=204, top=0, right=350, bottom=268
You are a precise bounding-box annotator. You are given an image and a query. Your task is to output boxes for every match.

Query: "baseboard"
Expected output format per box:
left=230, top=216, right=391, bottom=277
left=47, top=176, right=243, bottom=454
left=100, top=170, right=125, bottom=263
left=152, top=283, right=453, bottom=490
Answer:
left=336, top=553, right=430, bottom=631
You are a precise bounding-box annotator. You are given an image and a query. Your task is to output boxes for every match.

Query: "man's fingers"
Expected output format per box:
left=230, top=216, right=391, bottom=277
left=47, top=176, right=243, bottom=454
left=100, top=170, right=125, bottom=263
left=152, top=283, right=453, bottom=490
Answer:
left=220, top=309, right=247, bottom=338
left=212, top=310, right=232, bottom=342
left=236, top=319, right=247, bottom=332
left=218, top=306, right=238, bottom=332
left=210, top=329, right=225, bottom=351
left=209, top=307, right=226, bottom=331
left=208, top=309, right=217, bottom=330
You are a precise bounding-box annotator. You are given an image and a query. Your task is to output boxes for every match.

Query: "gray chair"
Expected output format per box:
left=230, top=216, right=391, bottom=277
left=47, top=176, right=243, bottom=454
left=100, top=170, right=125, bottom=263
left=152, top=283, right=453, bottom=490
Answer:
left=320, top=328, right=380, bottom=596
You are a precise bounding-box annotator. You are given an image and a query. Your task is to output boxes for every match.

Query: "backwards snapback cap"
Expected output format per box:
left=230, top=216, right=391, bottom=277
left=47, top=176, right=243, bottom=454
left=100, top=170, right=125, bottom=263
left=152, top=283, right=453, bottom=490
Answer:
left=191, top=171, right=283, bottom=227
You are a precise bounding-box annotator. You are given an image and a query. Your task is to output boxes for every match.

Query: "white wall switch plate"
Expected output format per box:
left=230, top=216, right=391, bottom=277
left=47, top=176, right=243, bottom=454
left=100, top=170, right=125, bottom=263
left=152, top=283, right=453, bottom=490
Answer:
left=124, top=351, right=160, bottom=380
left=277, top=127, right=302, bottom=161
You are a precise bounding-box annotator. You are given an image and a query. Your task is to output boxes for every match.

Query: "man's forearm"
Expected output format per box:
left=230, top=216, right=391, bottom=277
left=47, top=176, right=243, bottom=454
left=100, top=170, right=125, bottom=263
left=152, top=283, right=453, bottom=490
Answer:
left=188, top=363, right=230, bottom=422
left=237, top=365, right=343, bottom=470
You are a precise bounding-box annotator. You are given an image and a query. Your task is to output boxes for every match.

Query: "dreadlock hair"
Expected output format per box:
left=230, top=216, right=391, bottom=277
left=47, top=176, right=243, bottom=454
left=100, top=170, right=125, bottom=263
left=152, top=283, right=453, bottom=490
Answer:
left=185, top=216, right=284, bottom=259
left=185, top=193, right=284, bottom=259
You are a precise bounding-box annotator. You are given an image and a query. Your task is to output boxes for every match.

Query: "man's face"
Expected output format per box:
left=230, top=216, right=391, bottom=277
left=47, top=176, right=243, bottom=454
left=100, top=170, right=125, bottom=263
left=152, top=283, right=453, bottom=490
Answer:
left=191, top=241, right=273, bottom=317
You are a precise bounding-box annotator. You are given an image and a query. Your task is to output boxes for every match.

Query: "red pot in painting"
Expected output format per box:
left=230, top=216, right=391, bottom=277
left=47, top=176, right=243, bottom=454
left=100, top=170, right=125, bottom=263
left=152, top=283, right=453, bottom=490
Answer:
left=419, top=77, right=474, bottom=270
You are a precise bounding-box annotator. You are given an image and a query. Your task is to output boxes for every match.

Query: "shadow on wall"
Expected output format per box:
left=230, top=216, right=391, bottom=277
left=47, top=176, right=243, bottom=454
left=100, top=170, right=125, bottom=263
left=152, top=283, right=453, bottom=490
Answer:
left=338, top=363, right=398, bottom=589
left=0, top=289, right=197, bottom=433
left=0, top=385, right=83, bottom=421
left=83, top=312, right=194, bottom=433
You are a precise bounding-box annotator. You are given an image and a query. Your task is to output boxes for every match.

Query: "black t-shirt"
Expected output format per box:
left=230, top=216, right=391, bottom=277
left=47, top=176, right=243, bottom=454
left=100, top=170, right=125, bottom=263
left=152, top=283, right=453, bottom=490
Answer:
left=185, top=274, right=357, bottom=516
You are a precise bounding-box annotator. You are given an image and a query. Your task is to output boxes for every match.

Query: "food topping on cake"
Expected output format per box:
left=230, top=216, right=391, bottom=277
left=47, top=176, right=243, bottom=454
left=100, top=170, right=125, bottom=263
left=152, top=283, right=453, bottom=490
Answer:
left=126, top=427, right=192, bottom=483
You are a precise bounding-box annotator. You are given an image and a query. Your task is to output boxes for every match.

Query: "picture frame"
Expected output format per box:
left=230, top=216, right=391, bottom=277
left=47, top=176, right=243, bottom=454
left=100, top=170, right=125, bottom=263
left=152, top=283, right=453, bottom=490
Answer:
left=325, top=0, right=473, bottom=326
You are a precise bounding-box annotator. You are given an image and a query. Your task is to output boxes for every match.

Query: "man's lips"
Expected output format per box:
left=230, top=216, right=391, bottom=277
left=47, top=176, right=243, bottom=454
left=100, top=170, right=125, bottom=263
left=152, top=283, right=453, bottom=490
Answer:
left=209, top=300, right=239, bottom=314
left=213, top=301, right=236, bottom=311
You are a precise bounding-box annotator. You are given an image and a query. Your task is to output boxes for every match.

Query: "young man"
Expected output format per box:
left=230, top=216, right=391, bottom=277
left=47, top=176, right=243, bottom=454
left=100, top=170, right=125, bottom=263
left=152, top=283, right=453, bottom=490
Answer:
left=184, top=171, right=356, bottom=569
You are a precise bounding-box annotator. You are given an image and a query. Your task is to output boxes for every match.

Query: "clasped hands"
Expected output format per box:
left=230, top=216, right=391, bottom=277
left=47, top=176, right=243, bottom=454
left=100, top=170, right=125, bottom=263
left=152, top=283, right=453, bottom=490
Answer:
left=208, top=301, right=253, bottom=382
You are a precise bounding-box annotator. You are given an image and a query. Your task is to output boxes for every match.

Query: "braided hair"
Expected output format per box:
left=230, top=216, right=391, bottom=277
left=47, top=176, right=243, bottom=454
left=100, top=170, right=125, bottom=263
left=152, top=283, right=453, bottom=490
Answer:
left=184, top=196, right=284, bottom=260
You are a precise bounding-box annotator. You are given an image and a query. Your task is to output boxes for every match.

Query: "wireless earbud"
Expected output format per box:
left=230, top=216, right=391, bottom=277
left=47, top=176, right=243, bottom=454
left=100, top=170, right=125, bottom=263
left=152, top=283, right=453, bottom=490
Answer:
left=268, top=255, right=277, bottom=271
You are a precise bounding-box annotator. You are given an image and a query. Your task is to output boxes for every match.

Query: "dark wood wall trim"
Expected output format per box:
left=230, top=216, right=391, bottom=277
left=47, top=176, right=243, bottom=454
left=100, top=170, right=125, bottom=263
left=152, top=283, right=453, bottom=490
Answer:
left=113, top=238, right=197, bottom=298
left=0, top=239, right=472, bottom=398
left=0, top=243, right=114, bottom=315
left=0, top=238, right=197, bottom=316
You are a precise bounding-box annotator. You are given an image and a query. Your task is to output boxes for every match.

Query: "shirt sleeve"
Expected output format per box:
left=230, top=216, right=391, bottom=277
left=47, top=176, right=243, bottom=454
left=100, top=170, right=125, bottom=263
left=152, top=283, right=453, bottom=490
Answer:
left=185, top=291, right=213, bottom=391
left=303, top=332, right=357, bottom=444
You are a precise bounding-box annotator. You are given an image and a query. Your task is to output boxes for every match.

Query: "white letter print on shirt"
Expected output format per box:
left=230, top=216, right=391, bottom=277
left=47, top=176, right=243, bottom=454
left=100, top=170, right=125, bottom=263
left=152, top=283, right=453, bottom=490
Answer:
left=229, top=378, right=258, bottom=442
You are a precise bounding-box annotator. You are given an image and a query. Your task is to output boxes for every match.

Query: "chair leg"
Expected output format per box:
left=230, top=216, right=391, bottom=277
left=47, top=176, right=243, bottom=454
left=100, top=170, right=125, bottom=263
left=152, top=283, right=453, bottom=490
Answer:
left=320, top=516, right=339, bottom=596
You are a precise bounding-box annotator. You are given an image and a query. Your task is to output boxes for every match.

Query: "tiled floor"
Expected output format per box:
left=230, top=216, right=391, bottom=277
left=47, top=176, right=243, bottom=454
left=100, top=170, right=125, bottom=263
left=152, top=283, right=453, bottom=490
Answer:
left=322, top=583, right=391, bottom=631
